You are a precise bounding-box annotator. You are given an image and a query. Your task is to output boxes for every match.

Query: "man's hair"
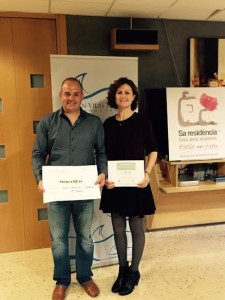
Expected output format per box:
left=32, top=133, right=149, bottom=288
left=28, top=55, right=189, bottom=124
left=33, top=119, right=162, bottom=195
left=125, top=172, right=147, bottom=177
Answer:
left=61, top=77, right=83, bottom=91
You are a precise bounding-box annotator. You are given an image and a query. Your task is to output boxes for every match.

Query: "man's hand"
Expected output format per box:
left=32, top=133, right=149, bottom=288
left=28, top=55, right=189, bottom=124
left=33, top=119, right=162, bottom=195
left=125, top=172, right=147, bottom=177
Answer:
left=95, top=173, right=106, bottom=187
left=38, top=180, right=45, bottom=193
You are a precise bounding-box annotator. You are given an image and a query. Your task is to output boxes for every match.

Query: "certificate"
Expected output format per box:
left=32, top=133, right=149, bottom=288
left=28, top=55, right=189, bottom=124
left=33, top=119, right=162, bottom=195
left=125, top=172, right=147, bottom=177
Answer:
left=42, top=165, right=101, bottom=203
left=108, top=160, right=145, bottom=187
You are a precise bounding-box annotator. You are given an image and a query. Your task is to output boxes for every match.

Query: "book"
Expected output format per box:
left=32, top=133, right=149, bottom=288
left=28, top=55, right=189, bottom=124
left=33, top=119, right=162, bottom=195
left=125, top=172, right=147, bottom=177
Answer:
left=208, top=174, right=225, bottom=183
left=178, top=174, right=199, bottom=186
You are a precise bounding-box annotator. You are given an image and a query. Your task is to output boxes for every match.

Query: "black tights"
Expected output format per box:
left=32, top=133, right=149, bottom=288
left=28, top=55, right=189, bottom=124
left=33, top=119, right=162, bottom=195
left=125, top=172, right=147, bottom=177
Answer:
left=111, top=212, right=145, bottom=271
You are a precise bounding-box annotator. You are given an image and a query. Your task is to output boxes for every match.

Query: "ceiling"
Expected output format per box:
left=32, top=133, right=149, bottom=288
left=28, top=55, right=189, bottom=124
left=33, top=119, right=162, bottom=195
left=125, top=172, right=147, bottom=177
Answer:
left=1, top=0, right=225, bottom=22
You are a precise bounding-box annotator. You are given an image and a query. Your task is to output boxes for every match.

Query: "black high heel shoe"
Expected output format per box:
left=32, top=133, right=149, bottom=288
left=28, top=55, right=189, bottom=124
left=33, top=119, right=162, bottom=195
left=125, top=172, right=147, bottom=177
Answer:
left=119, top=267, right=140, bottom=296
left=111, top=262, right=129, bottom=293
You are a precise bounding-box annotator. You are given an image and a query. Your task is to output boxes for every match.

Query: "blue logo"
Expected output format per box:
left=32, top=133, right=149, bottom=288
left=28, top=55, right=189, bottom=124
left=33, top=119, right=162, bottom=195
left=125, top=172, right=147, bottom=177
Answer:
left=75, top=73, right=108, bottom=100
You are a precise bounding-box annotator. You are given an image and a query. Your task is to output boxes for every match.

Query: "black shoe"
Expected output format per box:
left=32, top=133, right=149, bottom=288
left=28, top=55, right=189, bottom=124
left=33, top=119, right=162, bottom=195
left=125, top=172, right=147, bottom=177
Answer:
left=111, top=262, right=129, bottom=293
left=119, top=267, right=140, bottom=296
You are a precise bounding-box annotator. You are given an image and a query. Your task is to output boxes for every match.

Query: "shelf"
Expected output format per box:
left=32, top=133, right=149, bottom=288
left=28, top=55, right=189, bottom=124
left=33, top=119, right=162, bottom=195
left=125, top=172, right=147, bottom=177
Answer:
left=159, top=159, right=225, bottom=192
left=159, top=179, right=225, bottom=193
left=162, top=159, right=225, bottom=165
left=111, top=43, right=159, bottom=51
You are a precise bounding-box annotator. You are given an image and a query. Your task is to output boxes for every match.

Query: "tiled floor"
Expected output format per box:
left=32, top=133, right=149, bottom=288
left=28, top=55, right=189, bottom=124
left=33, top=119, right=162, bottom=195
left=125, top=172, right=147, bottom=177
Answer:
left=1, top=224, right=225, bottom=300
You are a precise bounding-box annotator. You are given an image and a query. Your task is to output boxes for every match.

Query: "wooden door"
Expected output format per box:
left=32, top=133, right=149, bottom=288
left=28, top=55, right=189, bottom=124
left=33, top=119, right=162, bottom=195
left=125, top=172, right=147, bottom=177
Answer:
left=0, top=14, right=67, bottom=252
left=12, top=17, right=58, bottom=250
left=0, top=18, right=24, bottom=252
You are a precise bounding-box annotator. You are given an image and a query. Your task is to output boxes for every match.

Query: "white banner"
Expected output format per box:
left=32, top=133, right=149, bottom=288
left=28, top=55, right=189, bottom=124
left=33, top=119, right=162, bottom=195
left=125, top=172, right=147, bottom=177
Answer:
left=167, top=87, right=225, bottom=161
left=50, top=55, right=138, bottom=121
left=50, top=55, right=138, bottom=269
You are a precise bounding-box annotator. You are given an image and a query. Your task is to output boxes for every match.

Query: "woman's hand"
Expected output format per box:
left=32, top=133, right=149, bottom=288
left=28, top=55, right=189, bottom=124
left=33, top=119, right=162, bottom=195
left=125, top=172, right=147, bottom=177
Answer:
left=105, top=179, right=115, bottom=189
left=137, top=172, right=150, bottom=188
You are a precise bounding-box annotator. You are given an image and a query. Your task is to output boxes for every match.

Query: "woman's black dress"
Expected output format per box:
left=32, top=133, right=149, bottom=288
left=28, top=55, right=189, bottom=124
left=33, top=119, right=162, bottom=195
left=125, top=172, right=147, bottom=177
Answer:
left=100, top=112, right=158, bottom=217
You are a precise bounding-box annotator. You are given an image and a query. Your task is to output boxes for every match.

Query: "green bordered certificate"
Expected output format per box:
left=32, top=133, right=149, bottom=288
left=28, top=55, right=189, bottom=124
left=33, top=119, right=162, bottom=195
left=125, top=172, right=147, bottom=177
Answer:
left=108, top=160, right=144, bottom=187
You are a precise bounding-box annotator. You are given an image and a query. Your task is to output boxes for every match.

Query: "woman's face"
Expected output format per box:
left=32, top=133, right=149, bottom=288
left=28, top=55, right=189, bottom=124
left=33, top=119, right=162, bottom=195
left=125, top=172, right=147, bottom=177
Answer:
left=115, top=84, right=135, bottom=109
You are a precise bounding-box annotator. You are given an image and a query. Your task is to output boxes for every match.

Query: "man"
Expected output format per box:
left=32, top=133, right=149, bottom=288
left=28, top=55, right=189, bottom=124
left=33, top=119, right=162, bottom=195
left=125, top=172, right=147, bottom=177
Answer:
left=32, top=77, right=107, bottom=300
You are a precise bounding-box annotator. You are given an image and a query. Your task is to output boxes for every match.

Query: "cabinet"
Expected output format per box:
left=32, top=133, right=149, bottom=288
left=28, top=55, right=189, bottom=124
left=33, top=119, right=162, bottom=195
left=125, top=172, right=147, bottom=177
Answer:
left=159, top=159, right=225, bottom=193
left=146, top=159, right=225, bottom=230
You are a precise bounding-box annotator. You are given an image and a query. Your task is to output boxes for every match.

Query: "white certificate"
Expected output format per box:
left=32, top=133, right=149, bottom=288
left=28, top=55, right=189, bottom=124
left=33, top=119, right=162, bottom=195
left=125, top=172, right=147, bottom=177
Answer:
left=42, top=165, right=101, bottom=203
left=108, top=160, right=145, bottom=187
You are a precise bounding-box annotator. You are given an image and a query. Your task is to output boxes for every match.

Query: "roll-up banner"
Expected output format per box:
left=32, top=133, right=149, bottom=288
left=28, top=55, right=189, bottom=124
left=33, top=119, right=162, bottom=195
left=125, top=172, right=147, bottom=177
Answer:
left=50, top=55, right=138, bottom=269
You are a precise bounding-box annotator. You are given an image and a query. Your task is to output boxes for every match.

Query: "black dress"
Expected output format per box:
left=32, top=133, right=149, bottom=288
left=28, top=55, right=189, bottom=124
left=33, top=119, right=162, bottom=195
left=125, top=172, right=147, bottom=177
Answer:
left=100, top=112, right=158, bottom=217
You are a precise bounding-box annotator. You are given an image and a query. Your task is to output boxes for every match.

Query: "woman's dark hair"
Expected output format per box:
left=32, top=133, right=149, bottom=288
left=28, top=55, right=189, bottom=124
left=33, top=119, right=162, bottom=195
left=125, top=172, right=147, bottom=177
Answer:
left=107, top=77, right=139, bottom=110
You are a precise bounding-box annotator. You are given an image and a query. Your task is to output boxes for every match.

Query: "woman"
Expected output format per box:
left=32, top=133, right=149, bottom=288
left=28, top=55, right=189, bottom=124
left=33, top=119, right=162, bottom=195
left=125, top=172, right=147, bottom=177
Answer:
left=100, top=77, right=158, bottom=296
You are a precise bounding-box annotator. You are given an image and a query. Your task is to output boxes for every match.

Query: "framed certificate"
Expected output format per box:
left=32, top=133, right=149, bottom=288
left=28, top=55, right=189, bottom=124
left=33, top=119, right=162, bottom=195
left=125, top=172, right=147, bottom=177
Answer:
left=42, top=165, right=101, bottom=203
left=108, top=160, right=145, bottom=187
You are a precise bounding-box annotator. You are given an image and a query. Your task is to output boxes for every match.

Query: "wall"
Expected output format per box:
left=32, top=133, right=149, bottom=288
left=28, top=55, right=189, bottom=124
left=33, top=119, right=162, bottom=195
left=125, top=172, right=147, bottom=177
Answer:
left=66, top=16, right=225, bottom=106
left=66, top=17, right=225, bottom=230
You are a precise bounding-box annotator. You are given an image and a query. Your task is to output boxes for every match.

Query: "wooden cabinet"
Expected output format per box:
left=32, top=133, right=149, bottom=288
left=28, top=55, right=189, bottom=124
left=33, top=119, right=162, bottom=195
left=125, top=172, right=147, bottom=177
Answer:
left=146, top=159, right=225, bottom=230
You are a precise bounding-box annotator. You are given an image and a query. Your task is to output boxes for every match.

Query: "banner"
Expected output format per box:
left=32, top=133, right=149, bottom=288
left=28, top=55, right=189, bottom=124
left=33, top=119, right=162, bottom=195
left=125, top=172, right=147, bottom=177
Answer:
left=166, top=87, right=225, bottom=161
left=50, top=55, right=138, bottom=268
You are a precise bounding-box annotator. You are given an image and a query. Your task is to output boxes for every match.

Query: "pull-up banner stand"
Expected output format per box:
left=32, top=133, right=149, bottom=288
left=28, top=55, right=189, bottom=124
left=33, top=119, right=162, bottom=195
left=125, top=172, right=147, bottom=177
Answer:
left=50, top=54, right=138, bottom=268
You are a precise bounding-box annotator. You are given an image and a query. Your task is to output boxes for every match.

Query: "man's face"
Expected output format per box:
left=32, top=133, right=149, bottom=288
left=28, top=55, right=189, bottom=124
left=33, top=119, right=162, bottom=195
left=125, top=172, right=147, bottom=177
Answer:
left=59, top=80, right=84, bottom=113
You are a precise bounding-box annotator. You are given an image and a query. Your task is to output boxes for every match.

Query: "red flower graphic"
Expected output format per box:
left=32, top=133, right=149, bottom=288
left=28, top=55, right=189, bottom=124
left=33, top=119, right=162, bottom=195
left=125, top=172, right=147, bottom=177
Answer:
left=200, top=93, right=218, bottom=111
